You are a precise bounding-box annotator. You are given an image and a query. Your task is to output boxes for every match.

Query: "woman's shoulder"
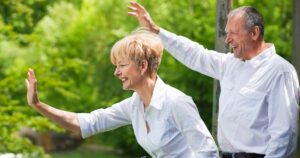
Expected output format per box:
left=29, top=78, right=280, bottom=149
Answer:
left=164, top=84, right=194, bottom=106
left=115, top=92, right=141, bottom=109
left=156, top=77, right=195, bottom=109
left=165, top=84, right=187, bottom=97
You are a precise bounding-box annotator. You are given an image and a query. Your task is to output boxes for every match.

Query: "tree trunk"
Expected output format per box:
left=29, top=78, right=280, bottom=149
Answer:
left=212, top=0, right=232, bottom=146
left=292, top=0, right=300, bottom=157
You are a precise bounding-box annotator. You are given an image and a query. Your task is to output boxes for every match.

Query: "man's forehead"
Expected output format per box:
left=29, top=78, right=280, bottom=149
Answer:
left=225, top=15, right=245, bottom=30
left=228, top=13, right=244, bottom=23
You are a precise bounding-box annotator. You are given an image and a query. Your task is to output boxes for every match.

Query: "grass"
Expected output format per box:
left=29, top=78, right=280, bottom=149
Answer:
left=50, top=144, right=122, bottom=158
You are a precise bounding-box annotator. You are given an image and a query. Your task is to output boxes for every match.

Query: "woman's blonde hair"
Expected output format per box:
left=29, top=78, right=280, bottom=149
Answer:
left=110, top=27, right=163, bottom=74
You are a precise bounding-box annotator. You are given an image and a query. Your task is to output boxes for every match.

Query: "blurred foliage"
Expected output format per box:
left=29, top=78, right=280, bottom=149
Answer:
left=0, top=105, right=62, bottom=157
left=0, top=0, right=293, bottom=156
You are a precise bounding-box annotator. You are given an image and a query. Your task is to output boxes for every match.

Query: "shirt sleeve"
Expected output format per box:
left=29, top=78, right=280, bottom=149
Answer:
left=169, top=96, right=219, bottom=158
left=265, top=71, right=299, bottom=157
left=159, top=28, right=227, bottom=80
left=77, top=98, right=132, bottom=138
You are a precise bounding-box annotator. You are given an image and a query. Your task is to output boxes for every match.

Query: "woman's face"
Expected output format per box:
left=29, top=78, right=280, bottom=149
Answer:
left=114, top=58, right=143, bottom=91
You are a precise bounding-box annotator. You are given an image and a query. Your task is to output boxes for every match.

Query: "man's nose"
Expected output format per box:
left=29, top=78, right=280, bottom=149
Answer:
left=225, top=34, right=231, bottom=44
left=225, top=35, right=229, bottom=44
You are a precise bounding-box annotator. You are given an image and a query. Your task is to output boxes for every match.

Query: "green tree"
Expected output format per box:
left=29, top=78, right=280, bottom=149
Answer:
left=0, top=0, right=293, bottom=156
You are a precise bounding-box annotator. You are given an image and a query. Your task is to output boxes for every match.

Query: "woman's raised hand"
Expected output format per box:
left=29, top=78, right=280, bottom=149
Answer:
left=25, top=68, right=40, bottom=108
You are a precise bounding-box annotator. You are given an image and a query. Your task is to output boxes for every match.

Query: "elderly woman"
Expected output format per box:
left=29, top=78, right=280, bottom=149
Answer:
left=26, top=29, right=218, bottom=157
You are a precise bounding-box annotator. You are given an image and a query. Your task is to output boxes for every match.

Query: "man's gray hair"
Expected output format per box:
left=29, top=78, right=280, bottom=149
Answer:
left=228, top=6, right=264, bottom=37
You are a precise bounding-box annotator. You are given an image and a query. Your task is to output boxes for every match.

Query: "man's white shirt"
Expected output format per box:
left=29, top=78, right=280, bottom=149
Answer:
left=159, top=28, right=299, bottom=158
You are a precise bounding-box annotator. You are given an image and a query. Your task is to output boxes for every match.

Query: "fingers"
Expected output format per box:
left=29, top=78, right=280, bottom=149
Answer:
left=127, top=6, right=138, bottom=17
left=27, top=68, right=36, bottom=81
left=25, top=79, right=29, bottom=90
left=26, top=68, right=38, bottom=90
left=127, top=6, right=137, bottom=12
left=128, top=12, right=138, bottom=17
left=27, top=68, right=37, bottom=84
left=129, top=1, right=144, bottom=10
left=26, top=68, right=40, bottom=106
left=128, top=2, right=160, bottom=34
left=128, top=1, right=145, bottom=15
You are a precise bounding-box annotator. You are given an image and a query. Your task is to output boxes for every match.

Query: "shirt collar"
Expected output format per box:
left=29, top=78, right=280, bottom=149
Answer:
left=245, top=43, right=275, bottom=68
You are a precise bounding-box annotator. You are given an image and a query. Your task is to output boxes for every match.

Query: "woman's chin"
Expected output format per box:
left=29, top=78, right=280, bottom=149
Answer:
left=122, top=85, right=130, bottom=90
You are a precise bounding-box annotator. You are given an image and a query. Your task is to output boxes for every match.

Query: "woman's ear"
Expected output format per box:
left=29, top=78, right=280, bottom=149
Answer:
left=139, top=59, right=148, bottom=76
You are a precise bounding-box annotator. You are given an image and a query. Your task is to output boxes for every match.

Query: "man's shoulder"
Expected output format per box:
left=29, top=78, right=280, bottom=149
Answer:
left=270, top=54, right=295, bottom=73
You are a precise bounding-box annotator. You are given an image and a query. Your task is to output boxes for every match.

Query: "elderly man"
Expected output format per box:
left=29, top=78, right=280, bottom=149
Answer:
left=128, top=2, right=299, bottom=158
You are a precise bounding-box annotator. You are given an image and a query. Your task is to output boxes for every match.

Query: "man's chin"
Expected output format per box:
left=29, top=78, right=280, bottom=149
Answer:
left=233, top=53, right=244, bottom=60
left=233, top=52, right=239, bottom=58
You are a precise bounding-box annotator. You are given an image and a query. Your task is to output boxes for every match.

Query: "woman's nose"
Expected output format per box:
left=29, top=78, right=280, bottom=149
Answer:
left=114, top=68, right=120, bottom=76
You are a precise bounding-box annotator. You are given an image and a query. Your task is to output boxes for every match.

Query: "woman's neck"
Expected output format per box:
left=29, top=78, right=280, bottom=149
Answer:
left=136, top=75, right=157, bottom=111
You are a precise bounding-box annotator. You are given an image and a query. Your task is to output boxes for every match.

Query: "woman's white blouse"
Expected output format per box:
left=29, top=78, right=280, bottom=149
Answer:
left=77, top=76, right=218, bottom=158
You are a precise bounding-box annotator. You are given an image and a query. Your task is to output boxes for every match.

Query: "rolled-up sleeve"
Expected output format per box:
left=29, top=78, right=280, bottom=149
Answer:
left=77, top=98, right=132, bottom=138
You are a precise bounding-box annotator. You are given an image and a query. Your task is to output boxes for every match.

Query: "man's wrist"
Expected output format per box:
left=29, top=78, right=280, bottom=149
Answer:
left=151, top=25, right=160, bottom=34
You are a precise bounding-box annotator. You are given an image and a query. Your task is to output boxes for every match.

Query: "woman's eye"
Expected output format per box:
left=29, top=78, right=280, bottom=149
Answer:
left=118, top=64, right=128, bottom=67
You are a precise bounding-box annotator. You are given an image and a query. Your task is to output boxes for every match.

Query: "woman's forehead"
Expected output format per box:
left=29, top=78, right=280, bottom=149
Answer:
left=116, top=57, right=131, bottom=63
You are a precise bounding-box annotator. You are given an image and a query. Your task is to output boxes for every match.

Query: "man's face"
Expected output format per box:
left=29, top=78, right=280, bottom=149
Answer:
left=225, top=14, right=253, bottom=60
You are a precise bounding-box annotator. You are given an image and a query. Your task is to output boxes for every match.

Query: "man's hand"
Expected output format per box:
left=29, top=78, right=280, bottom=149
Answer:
left=128, top=1, right=160, bottom=34
left=25, top=68, right=40, bottom=108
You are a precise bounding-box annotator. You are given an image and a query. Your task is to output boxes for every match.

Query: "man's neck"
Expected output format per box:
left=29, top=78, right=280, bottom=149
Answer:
left=246, top=40, right=267, bottom=60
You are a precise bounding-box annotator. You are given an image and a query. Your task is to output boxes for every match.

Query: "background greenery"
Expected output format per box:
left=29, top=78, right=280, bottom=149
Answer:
left=0, top=0, right=293, bottom=157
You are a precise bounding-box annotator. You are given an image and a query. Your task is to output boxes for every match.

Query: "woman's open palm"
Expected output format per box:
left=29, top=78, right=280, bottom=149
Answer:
left=25, top=69, right=40, bottom=107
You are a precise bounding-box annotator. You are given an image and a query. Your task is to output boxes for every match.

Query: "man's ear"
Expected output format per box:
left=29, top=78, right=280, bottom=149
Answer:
left=251, top=26, right=261, bottom=40
left=139, top=59, right=148, bottom=76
